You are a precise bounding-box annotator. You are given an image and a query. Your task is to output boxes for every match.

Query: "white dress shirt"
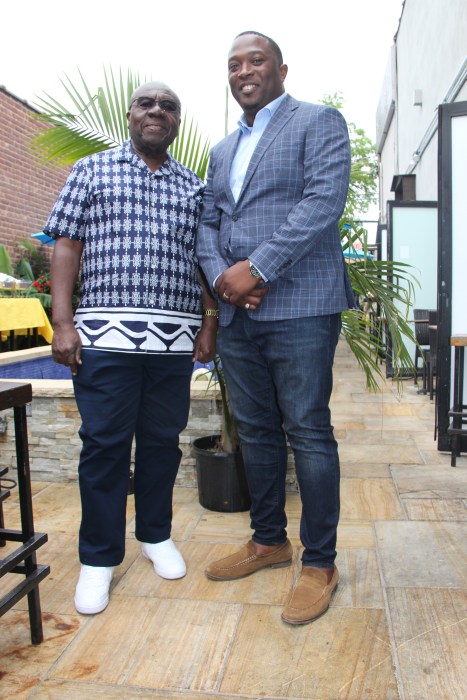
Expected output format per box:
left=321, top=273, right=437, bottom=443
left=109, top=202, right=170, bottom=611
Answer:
left=230, top=93, right=287, bottom=201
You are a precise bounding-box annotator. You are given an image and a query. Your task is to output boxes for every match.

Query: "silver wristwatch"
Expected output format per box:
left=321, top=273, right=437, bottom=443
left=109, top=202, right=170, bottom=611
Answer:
left=249, top=261, right=264, bottom=280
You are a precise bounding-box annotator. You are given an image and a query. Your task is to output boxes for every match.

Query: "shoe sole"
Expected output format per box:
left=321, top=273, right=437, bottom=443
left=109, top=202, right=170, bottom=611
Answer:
left=206, top=558, right=292, bottom=581
left=74, top=598, right=109, bottom=615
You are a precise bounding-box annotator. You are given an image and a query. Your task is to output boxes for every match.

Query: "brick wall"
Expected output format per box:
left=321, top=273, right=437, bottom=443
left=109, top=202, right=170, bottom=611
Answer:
left=0, top=87, right=71, bottom=268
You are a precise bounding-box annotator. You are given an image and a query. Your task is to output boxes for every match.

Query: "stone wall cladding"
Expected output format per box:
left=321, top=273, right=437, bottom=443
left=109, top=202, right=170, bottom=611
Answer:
left=0, top=381, right=299, bottom=491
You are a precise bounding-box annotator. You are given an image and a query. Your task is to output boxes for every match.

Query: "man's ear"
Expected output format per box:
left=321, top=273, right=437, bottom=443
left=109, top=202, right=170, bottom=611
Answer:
left=280, top=64, right=288, bottom=82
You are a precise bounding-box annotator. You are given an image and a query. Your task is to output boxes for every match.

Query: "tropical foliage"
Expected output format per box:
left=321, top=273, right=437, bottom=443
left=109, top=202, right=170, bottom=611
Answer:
left=0, top=243, right=52, bottom=311
left=320, top=93, right=417, bottom=390
left=322, top=93, right=379, bottom=220
left=340, top=225, right=417, bottom=390
left=31, top=67, right=210, bottom=180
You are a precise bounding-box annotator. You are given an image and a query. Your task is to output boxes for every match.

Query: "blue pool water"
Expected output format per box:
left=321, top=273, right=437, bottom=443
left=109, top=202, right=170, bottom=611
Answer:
left=0, top=356, right=72, bottom=380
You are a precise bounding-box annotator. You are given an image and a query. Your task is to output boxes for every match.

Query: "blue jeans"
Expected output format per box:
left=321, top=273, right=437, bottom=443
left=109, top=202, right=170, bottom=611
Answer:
left=217, top=311, right=341, bottom=567
left=73, top=350, right=192, bottom=566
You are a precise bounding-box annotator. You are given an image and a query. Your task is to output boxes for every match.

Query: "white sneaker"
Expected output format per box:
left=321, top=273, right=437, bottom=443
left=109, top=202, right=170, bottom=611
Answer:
left=141, top=538, right=186, bottom=579
left=74, top=565, right=114, bottom=615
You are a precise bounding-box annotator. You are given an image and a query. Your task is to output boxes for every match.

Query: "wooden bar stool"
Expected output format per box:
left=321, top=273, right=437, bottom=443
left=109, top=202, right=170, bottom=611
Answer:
left=447, top=335, right=467, bottom=467
left=0, top=382, right=50, bottom=644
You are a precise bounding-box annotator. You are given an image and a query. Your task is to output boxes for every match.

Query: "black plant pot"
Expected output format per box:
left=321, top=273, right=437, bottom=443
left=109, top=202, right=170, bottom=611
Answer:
left=192, top=435, right=251, bottom=512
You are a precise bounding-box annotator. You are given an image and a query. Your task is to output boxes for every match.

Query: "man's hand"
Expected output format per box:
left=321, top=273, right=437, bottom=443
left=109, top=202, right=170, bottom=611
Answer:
left=193, top=320, right=217, bottom=364
left=216, top=260, right=269, bottom=310
left=52, top=323, right=82, bottom=376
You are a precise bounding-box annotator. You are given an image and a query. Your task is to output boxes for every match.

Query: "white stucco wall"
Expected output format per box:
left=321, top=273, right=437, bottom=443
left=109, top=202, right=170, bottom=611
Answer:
left=377, top=0, right=467, bottom=208
left=395, top=0, right=467, bottom=171
left=378, top=117, right=396, bottom=222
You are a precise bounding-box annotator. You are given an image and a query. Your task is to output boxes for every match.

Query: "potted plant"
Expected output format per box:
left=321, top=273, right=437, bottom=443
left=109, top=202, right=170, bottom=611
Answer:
left=192, top=357, right=251, bottom=512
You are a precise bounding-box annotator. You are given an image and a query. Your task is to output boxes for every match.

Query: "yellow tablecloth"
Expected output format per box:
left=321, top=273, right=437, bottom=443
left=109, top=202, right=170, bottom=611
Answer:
left=0, top=298, right=53, bottom=344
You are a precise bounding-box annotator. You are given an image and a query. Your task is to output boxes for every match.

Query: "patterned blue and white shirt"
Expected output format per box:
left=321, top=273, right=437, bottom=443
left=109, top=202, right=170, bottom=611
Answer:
left=44, top=141, right=205, bottom=354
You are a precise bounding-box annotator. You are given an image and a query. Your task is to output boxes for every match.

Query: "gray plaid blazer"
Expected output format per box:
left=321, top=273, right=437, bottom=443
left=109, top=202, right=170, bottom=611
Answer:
left=197, top=94, right=355, bottom=325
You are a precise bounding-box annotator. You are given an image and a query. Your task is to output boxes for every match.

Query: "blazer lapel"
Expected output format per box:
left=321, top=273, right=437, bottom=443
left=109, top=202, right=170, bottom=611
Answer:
left=222, top=131, right=242, bottom=208
left=236, top=96, right=298, bottom=204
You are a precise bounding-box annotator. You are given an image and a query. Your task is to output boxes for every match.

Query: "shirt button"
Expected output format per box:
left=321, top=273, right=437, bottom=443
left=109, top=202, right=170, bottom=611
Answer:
left=232, top=215, right=238, bottom=222
left=148, top=296, right=155, bottom=305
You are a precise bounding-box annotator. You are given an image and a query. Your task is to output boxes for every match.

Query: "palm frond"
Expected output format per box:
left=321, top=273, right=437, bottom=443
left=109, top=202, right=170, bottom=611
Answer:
left=30, top=66, right=211, bottom=180
left=169, top=115, right=210, bottom=181
left=344, top=254, right=419, bottom=387
left=341, top=310, right=386, bottom=391
left=30, top=67, right=142, bottom=166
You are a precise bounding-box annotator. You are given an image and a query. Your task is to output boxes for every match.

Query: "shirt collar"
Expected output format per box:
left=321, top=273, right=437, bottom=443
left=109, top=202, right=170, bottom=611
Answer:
left=117, top=140, right=182, bottom=177
left=237, top=92, right=288, bottom=135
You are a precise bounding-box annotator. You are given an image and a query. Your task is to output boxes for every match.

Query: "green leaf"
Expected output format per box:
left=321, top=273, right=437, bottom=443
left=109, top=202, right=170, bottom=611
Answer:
left=15, top=258, right=35, bottom=281
left=0, top=244, right=14, bottom=277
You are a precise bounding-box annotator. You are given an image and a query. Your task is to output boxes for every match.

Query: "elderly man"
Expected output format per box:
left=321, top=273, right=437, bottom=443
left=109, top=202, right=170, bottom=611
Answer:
left=197, top=32, right=353, bottom=625
left=44, top=81, right=217, bottom=615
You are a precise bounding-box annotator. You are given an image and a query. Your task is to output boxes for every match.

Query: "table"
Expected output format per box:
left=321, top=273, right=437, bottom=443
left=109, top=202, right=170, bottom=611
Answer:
left=0, top=298, right=53, bottom=349
left=0, top=382, right=50, bottom=644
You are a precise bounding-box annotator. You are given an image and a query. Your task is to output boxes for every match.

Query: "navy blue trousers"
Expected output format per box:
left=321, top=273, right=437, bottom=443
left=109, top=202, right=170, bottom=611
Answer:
left=72, top=350, right=193, bottom=566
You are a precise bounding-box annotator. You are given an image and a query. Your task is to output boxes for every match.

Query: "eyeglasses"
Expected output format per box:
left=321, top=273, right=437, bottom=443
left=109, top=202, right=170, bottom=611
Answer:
left=130, top=97, right=180, bottom=113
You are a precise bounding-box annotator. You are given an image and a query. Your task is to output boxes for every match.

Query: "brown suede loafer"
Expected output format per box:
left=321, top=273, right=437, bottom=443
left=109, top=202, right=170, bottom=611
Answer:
left=281, top=565, right=339, bottom=625
left=205, top=539, right=293, bottom=581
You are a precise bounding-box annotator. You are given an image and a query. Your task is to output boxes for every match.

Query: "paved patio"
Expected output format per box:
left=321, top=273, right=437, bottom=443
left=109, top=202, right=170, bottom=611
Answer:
left=1, top=340, right=466, bottom=699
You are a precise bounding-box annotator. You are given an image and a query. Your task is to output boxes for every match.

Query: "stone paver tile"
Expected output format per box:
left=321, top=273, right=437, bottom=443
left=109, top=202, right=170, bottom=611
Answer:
left=337, top=521, right=376, bottom=549
left=334, top=549, right=385, bottom=609
left=284, top=491, right=301, bottom=514
left=285, top=517, right=375, bottom=550
left=1, top=481, right=82, bottom=533
left=333, top=420, right=366, bottom=433
left=340, top=430, right=417, bottom=445
left=364, top=415, right=431, bottom=432
left=173, top=487, right=199, bottom=504
left=340, top=478, right=405, bottom=521
left=382, top=404, right=417, bottom=416
left=125, top=500, right=204, bottom=543
left=33, top=680, right=255, bottom=699
left=51, top=597, right=242, bottom=693
left=391, top=465, right=467, bottom=499
left=404, top=499, right=467, bottom=521
left=114, top=541, right=295, bottom=606
left=375, top=521, right=467, bottom=588
left=387, top=587, right=467, bottom=700
left=420, top=450, right=467, bottom=467
left=0, top=610, right=85, bottom=699
left=189, top=510, right=253, bottom=543
left=341, top=462, right=392, bottom=478
left=2, top=479, right=54, bottom=505
left=347, top=390, right=413, bottom=404
left=221, top=605, right=399, bottom=699
left=338, top=443, right=422, bottom=464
